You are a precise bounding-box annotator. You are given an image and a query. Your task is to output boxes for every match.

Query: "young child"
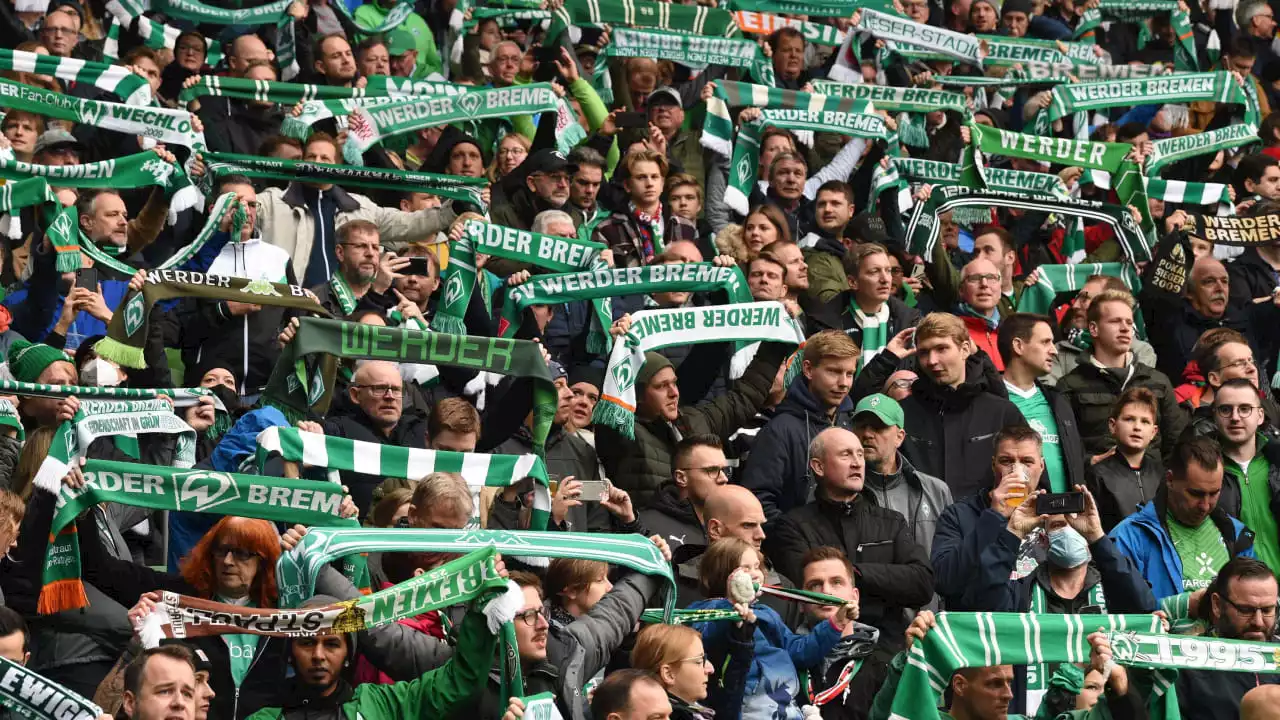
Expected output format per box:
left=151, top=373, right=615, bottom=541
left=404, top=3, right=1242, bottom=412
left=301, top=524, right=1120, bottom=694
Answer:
left=1086, top=387, right=1163, bottom=532
left=688, top=538, right=857, bottom=720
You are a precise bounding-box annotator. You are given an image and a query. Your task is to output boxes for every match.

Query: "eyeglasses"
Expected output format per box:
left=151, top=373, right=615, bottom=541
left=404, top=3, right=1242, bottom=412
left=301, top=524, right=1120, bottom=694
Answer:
left=1213, top=404, right=1258, bottom=418
left=535, top=172, right=570, bottom=185
left=498, top=147, right=528, bottom=157
left=1220, top=595, right=1279, bottom=619
left=677, top=654, right=708, bottom=666
left=1222, top=357, right=1257, bottom=372
left=42, top=26, right=78, bottom=36
left=679, top=465, right=729, bottom=477
left=515, top=607, right=547, bottom=626
left=213, top=544, right=259, bottom=562
left=176, top=44, right=205, bottom=54
left=354, top=384, right=404, bottom=397
left=962, top=273, right=1001, bottom=285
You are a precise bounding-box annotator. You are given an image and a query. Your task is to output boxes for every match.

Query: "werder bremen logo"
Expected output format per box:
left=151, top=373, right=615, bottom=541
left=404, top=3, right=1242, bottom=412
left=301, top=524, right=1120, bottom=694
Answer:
left=1108, top=631, right=1139, bottom=663
left=612, top=357, right=637, bottom=393
left=177, top=470, right=240, bottom=512
left=457, top=92, right=482, bottom=117
left=735, top=157, right=753, bottom=185
left=443, top=273, right=465, bottom=308
left=140, top=158, right=175, bottom=187
left=123, top=293, right=145, bottom=336
left=241, top=278, right=282, bottom=297
left=77, top=100, right=105, bottom=127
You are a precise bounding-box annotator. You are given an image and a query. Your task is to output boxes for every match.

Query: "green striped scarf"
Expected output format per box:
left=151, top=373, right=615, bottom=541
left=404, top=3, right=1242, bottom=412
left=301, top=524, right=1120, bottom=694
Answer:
left=342, top=83, right=559, bottom=163
left=853, top=9, right=986, bottom=66
left=0, top=49, right=152, bottom=106
left=594, top=302, right=803, bottom=438
left=1082, top=170, right=1232, bottom=208
left=702, top=81, right=884, bottom=156
left=730, top=0, right=899, bottom=17
left=893, top=157, right=1070, bottom=197
left=74, top=192, right=240, bottom=282
left=260, top=318, right=558, bottom=457
left=1017, top=263, right=1141, bottom=314
left=254, top=426, right=553, bottom=529
left=0, top=149, right=200, bottom=222
left=979, top=35, right=1105, bottom=67
left=0, top=655, right=103, bottom=720
left=0, top=380, right=219, bottom=408
left=810, top=80, right=968, bottom=115
left=1146, top=123, right=1260, bottom=175
left=732, top=11, right=847, bottom=46
left=0, top=177, right=79, bottom=271
left=280, top=81, right=470, bottom=139
left=202, top=152, right=486, bottom=207
left=1033, top=72, right=1252, bottom=137
left=436, top=219, right=604, bottom=336
left=104, top=14, right=223, bottom=67
left=547, top=0, right=740, bottom=43
left=853, top=304, right=888, bottom=372
left=179, top=75, right=377, bottom=105
left=604, top=27, right=775, bottom=86
left=1025, top=582, right=1105, bottom=712
left=113, top=0, right=293, bottom=25
left=97, top=270, right=331, bottom=371
left=0, top=78, right=204, bottom=149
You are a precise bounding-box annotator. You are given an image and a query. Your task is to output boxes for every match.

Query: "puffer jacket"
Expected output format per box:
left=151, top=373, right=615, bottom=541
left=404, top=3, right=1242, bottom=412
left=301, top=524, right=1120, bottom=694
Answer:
left=638, top=482, right=705, bottom=553
left=895, top=353, right=1025, bottom=501
left=257, top=182, right=457, bottom=282
left=1086, top=451, right=1163, bottom=532
left=766, top=491, right=934, bottom=652
left=322, top=405, right=429, bottom=517
left=1057, top=357, right=1188, bottom=461
left=800, top=233, right=850, bottom=304
left=739, top=375, right=855, bottom=524
left=598, top=341, right=788, bottom=508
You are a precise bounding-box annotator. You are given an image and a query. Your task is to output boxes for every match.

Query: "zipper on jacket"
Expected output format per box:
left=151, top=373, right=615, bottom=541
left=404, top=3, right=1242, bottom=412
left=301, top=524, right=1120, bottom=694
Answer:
left=856, top=540, right=892, bottom=559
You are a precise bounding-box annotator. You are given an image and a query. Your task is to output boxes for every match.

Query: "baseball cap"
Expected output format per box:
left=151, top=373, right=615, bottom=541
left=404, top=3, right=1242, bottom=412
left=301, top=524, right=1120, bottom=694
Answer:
left=33, top=129, right=85, bottom=156
left=852, top=393, right=904, bottom=428
left=385, top=29, right=416, bottom=57
left=647, top=86, right=682, bottom=108
left=524, top=148, right=577, bottom=176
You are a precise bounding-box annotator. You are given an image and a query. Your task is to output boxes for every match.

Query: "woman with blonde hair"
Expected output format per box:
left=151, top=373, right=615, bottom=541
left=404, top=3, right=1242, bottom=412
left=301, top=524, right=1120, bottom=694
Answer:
left=632, top=621, right=754, bottom=720
left=487, top=133, right=531, bottom=183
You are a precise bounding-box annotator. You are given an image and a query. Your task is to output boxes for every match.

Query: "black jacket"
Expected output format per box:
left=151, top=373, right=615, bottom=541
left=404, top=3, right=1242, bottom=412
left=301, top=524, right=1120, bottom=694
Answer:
left=197, top=98, right=286, bottom=156
left=1175, top=660, right=1280, bottom=720
left=1145, top=297, right=1263, bottom=383
left=807, top=294, right=921, bottom=346
left=896, top=354, right=1026, bottom=501
left=322, top=405, right=429, bottom=516
left=638, top=482, right=705, bottom=554
left=766, top=491, right=934, bottom=651
left=1035, top=380, right=1089, bottom=491
left=1058, top=357, right=1188, bottom=461
left=739, top=375, right=856, bottom=524
left=1087, top=451, right=1164, bottom=532
left=1226, top=247, right=1280, bottom=376
left=252, top=677, right=355, bottom=720
left=1216, top=432, right=1280, bottom=526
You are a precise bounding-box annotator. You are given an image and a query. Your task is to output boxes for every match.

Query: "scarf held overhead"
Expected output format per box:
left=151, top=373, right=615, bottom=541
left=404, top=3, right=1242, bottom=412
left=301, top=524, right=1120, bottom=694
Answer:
left=1186, top=212, right=1280, bottom=246
left=0, top=78, right=204, bottom=148
left=0, top=49, right=152, bottom=106
left=0, top=655, right=102, bottom=720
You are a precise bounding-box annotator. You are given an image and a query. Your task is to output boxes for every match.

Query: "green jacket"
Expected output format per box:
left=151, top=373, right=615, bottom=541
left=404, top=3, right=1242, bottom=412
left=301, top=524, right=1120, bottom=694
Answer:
left=353, top=5, right=442, bottom=78
left=803, top=247, right=847, bottom=304
left=247, top=611, right=496, bottom=720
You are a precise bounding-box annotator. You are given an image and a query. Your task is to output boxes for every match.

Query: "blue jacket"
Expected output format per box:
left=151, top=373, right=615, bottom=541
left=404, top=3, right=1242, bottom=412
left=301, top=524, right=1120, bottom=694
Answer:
left=932, top=489, right=1045, bottom=610
left=689, top=598, right=841, bottom=720
left=1109, top=494, right=1256, bottom=600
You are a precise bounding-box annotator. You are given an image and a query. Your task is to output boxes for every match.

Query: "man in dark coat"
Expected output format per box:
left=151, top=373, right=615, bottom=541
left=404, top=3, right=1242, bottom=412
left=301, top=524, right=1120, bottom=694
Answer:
left=638, top=435, right=730, bottom=553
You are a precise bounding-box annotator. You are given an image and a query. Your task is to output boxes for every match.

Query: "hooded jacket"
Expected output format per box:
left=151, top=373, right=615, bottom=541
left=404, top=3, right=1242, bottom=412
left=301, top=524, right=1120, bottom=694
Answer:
left=739, top=375, right=856, bottom=524
left=897, top=353, right=1026, bottom=501
left=1057, top=356, right=1188, bottom=461
left=767, top=491, right=934, bottom=652
left=1086, top=451, right=1163, bottom=533
left=638, top=482, right=706, bottom=553
left=1109, top=490, right=1256, bottom=599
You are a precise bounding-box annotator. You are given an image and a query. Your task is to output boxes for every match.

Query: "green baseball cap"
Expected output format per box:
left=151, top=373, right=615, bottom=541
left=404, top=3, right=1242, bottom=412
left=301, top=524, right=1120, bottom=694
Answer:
left=852, top=393, right=904, bottom=428
left=385, top=29, right=416, bottom=57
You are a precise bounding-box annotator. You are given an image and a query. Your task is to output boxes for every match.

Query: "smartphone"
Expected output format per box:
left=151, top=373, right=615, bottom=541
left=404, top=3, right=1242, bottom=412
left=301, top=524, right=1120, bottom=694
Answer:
left=910, top=261, right=925, bottom=281
left=533, top=44, right=560, bottom=64
left=403, top=257, right=433, bottom=277
left=1036, top=491, right=1086, bottom=516
left=904, top=327, right=916, bottom=349
left=615, top=111, right=649, bottom=129
left=578, top=480, right=609, bottom=502
left=76, top=266, right=100, bottom=292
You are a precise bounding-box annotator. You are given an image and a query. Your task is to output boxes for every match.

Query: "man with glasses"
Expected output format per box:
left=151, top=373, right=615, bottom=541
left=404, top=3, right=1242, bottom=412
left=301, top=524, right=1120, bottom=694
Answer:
left=955, top=257, right=1006, bottom=370
left=492, top=149, right=576, bottom=232
left=1187, top=334, right=1280, bottom=436
left=1111, top=436, right=1256, bottom=600
left=309, top=220, right=404, bottom=317
left=1174, top=557, right=1280, bottom=720
left=39, top=4, right=80, bottom=58
left=1211, top=378, right=1280, bottom=576
left=641, top=435, right=730, bottom=553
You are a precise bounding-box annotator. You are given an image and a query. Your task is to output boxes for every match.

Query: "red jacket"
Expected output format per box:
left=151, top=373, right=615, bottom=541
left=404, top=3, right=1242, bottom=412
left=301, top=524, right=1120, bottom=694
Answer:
left=961, top=314, right=1003, bottom=371
left=353, top=582, right=445, bottom=685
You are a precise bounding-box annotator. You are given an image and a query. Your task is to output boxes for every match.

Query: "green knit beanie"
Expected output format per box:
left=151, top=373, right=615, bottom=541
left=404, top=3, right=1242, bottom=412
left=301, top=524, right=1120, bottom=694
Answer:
left=7, top=338, right=72, bottom=384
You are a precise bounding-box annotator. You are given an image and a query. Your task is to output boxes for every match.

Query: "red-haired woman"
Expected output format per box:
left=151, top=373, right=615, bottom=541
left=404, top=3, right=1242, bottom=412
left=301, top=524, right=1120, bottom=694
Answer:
left=75, top=515, right=292, bottom=720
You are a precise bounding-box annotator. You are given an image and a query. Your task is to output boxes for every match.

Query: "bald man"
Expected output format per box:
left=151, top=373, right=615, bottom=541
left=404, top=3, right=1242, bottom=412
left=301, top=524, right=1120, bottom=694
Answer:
left=767, top=427, right=933, bottom=650
left=323, top=360, right=429, bottom=515
left=488, top=41, right=521, bottom=87
left=957, top=257, right=1006, bottom=370
left=1141, top=249, right=1262, bottom=380
left=1242, top=685, right=1280, bottom=720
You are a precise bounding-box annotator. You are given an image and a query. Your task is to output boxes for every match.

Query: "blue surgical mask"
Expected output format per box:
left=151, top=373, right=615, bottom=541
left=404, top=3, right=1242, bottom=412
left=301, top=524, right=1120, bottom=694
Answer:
left=1048, top=526, right=1091, bottom=569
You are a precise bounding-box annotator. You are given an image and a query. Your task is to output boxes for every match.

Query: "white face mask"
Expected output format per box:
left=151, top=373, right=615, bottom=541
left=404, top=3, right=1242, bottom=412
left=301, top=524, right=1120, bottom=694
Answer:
left=82, top=358, right=121, bottom=387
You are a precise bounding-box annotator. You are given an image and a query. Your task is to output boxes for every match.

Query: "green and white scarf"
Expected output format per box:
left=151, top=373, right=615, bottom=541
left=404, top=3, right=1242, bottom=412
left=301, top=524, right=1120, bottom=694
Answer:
left=518, top=693, right=563, bottom=720
left=0, top=380, right=218, bottom=408
left=1019, top=61, right=1171, bottom=82
left=261, top=318, right=558, bottom=456
left=137, top=548, right=506, bottom=642
left=254, top=426, right=553, bottom=529
left=732, top=11, right=846, bottom=46
left=281, top=87, right=468, bottom=139
left=893, top=157, right=1070, bottom=197
left=1017, top=262, right=1141, bottom=314
left=547, top=0, right=740, bottom=43
left=179, top=75, right=377, bottom=105
left=604, top=27, right=774, bottom=86
left=1146, top=123, right=1260, bottom=174
left=343, top=83, right=558, bottom=163
left=277, top=527, right=675, bottom=615
left=852, top=9, right=986, bottom=67
left=113, top=0, right=293, bottom=26
left=730, top=0, right=897, bottom=18
left=0, top=149, right=200, bottom=221
left=908, top=186, right=1150, bottom=263
left=1082, top=170, right=1232, bottom=208
left=978, top=35, right=1105, bottom=67
left=887, top=612, right=1169, bottom=720
left=702, top=80, right=885, bottom=157
left=104, top=13, right=223, bottom=68
left=76, top=193, right=241, bottom=282
left=1025, top=583, right=1105, bottom=712
left=1033, top=72, right=1251, bottom=137
left=97, top=270, right=331, bottom=370
left=853, top=304, right=889, bottom=372
left=0, top=49, right=152, bottom=106
left=594, top=302, right=803, bottom=438
left=0, top=78, right=204, bottom=149
left=463, top=7, right=553, bottom=29
left=0, top=655, right=102, bottom=720
left=497, top=263, right=753, bottom=355
left=0, top=177, right=79, bottom=271
left=202, top=152, right=486, bottom=207
left=437, top=219, right=604, bottom=336
left=810, top=80, right=968, bottom=115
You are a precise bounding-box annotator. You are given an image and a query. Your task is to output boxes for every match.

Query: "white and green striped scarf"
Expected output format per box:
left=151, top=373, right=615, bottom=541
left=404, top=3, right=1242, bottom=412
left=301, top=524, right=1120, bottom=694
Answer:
left=0, top=149, right=201, bottom=223
left=604, top=27, right=775, bottom=86
left=853, top=304, right=889, bottom=372
left=546, top=0, right=741, bottom=42
left=0, top=655, right=103, bottom=720
left=702, top=79, right=885, bottom=157
left=254, top=426, right=553, bottom=529
left=1146, top=123, right=1261, bottom=175
left=1025, top=583, right=1105, bottom=714
left=1033, top=72, right=1252, bottom=137
left=0, top=49, right=152, bottom=106
left=0, top=177, right=80, bottom=271
left=1017, top=262, right=1141, bottom=315
left=0, top=380, right=219, bottom=408
left=810, top=80, right=968, bottom=115
left=0, top=78, right=204, bottom=149
left=1082, top=170, right=1232, bottom=209
left=594, top=302, right=804, bottom=438
left=852, top=9, right=985, bottom=67
left=103, top=13, right=225, bottom=67
left=894, top=157, right=1070, bottom=197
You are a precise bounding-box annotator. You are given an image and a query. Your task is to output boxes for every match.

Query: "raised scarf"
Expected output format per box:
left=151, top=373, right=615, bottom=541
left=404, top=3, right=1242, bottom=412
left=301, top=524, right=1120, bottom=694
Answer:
left=343, top=84, right=558, bottom=163
left=519, top=693, right=563, bottom=720
left=702, top=80, right=886, bottom=158
left=1017, top=263, right=1141, bottom=314
left=179, top=75, right=380, bottom=105
left=730, top=0, right=897, bottom=17
left=0, top=177, right=78, bottom=271
left=260, top=318, right=557, bottom=455
left=1082, top=170, right=1232, bottom=208
left=0, top=656, right=102, bottom=720
left=436, top=218, right=604, bottom=336
left=853, top=9, right=986, bottom=66
left=547, top=0, right=740, bottom=42
left=888, top=612, right=1173, bottom=720
left=78, top=193, right=241, bottom=282
left=733, top=11, right=846, bottom=46
left=254, top=426, right=553, bottom=529
left=1033, top=72, right=1252, bottom=137
left=1146, top=123, right=1260, bottom=174
left=202, top=152, right=486, bottom=207
left=1185, top=212, right=1280, bottom=247
left=137, top=548, right=505, bottom=642
left=893, top=157, right=1069, bottom=197
left=96, top=270, right=331, bottom=370
left=1023, top=583, right=1106, bottom=712
left=0, top=149, right=201, bottom=224
left=0, top=49, right=151, bottom=106
left=907, top=186, right=1150, bottom=263
left=497, top=263, right=753, bottom=354
left=36, top=457, right=358, bottom=614
left=0, top=380, right=218, bottom=409
left=810, top=80, right=968, bottom=115
left=103, top=13, right=225, bottom=68
left=0, top=79, right=203, bottom=149
left=604, top=27, right=775, bottom=86
left=113, top=0, right=292, bottom=25
left=594, top=302, right=803, bottom=438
